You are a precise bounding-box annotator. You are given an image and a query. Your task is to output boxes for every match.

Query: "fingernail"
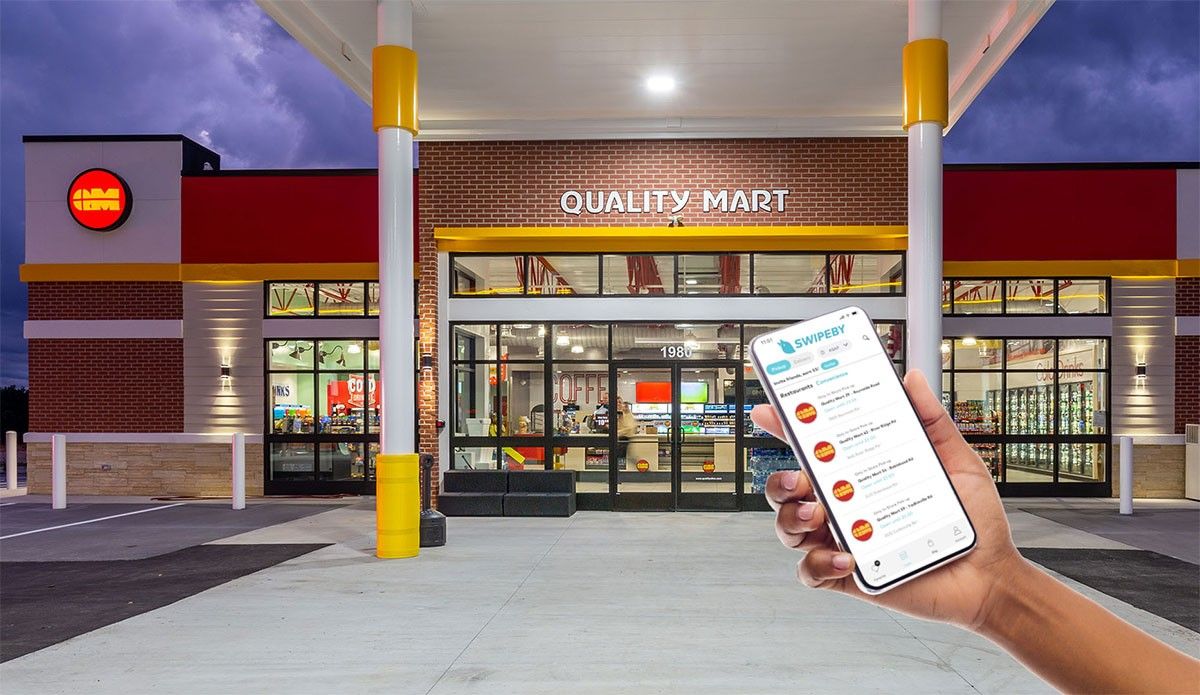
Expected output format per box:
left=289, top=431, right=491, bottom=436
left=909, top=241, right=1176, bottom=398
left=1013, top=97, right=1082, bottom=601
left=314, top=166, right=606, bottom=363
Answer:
left=832, top=553, right=853, bottom=571
left=797, top=502, right=815, bottom=521
left=780, top=470, right=798, bottom=491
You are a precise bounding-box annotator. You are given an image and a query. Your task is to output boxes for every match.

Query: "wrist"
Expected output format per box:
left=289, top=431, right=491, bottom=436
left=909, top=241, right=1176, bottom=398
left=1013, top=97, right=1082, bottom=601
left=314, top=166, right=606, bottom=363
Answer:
left=974, top=555, right=1045, bottom=640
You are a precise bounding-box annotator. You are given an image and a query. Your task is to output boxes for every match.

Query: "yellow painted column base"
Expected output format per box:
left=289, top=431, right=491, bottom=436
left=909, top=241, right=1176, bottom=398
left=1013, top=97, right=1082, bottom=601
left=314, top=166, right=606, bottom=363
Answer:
left=376, top=452, right=420, bottom=559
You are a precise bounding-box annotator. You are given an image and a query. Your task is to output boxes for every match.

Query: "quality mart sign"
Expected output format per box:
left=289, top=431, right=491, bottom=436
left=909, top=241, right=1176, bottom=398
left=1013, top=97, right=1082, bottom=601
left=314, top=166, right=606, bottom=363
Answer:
left=560, top=189, right=790, bottom=216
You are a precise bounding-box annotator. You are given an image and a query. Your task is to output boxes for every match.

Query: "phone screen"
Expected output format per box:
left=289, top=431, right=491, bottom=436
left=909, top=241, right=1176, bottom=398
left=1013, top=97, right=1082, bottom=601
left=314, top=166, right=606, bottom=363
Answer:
left=750, top=307, right=975, bottom=592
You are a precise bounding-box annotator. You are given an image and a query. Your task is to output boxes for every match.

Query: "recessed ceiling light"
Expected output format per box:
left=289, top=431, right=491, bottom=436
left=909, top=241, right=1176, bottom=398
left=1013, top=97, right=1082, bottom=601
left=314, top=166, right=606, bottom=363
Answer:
left=685, top=279, right=698, bottom=285
left=556, top=335, right=570, bottom=347
left=645, top=75, right=675, bottom=94
left=570, top=344, right=584, bottom=354
left=512, top=323, right=533, bottom=330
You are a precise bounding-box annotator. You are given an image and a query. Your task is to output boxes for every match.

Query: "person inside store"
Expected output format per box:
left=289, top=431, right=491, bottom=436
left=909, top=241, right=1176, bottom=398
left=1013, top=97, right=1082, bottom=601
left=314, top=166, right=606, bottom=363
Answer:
left=614, top=396, right=640, bottom=468
left=752, top=371, right=1200, bottom=694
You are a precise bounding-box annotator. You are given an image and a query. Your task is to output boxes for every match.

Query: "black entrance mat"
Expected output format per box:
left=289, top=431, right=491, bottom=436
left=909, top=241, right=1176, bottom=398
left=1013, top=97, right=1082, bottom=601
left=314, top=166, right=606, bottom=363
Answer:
left=1, top=543, right=327, bottom=662
left=1020, top=548, right=1200, bottom=632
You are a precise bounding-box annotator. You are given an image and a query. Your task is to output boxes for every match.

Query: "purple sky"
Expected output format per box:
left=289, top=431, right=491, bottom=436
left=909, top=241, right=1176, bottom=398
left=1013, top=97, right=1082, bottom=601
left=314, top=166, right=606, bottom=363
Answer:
left=1, top=0, right=1198, bottom=386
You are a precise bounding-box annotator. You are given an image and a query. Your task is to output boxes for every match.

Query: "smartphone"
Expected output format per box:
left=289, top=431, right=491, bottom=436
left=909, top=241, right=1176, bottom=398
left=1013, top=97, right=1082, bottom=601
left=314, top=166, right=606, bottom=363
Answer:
left=748, top=307, right=975, bottom=594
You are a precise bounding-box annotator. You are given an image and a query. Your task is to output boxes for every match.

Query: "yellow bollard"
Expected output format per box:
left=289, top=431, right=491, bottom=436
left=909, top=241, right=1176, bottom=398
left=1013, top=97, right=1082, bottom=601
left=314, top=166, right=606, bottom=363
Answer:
left=376, top=453, right=420, bottom=558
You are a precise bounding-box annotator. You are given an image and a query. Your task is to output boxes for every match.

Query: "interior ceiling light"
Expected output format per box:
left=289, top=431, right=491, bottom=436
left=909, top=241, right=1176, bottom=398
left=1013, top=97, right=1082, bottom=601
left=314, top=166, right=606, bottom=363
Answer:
left=570, top=344, right=585, bottom=354
left=685, top=279, right=698, bottom=285
left=962, top=337, right=977, bottom=346
left=513, top=323, right=533, bottom=330
left=537, top=326, right=546, bottom=337
left=645, top=74, right=675, bottom=94
left=347, top=343, right=362, bottom=354
left=555, top=335, right=571, bottom=347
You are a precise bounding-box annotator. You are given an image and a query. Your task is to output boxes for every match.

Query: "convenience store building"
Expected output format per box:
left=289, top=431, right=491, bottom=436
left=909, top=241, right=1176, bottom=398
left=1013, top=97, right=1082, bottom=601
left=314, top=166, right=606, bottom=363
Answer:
left=20, top=134, right=1198, bottom=507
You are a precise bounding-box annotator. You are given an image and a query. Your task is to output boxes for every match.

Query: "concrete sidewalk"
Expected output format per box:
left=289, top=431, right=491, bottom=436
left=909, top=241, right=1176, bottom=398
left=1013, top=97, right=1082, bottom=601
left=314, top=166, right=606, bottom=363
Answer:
left=2, top=504, right=1197, bottom=694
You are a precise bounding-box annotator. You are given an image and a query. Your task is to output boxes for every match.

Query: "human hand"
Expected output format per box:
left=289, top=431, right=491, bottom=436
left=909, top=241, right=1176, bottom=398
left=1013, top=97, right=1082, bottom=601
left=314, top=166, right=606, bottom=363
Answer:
left=753, top=370, right=1027, bottom=630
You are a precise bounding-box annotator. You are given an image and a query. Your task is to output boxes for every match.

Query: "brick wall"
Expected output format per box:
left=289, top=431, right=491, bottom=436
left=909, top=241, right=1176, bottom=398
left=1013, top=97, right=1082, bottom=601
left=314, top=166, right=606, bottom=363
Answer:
left=419, top=138, right=906, bottom=505
left=1177, top=277, right=1200, bottom=316
left=1177, top=278, right=1199, bottom=433
left=1112, top=442, right=1186, bottom=498
left=419, top=138, right=906, bottom=228
left=28, top=339, right=184, bottom=432
left=28, top=282, right=183, bottom=320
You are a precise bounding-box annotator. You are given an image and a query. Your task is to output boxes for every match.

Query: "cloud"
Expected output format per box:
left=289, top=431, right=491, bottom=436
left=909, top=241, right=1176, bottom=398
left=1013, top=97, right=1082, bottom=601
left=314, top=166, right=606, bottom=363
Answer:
left=0, top=0, right=374, bottom=384
left=946, top=0, right=1200, bottom=162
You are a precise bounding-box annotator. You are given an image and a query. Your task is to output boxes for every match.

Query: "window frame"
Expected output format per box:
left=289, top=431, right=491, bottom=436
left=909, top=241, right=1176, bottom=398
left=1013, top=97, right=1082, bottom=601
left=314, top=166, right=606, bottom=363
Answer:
left=943, top=277, right=1111, bottom=316
left=264, top=280, right=377, bottom=319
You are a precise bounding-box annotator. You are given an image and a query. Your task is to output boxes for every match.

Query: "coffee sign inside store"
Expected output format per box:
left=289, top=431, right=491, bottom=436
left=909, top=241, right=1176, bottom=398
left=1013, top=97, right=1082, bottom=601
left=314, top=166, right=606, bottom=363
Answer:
left=559, top=189, right=790, bottom=216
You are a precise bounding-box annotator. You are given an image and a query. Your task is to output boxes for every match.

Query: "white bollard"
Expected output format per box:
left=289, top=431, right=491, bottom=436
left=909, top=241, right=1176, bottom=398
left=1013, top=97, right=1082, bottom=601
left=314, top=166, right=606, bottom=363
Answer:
left=52, top=434, right=66, bottom=509
left=231, top=432, right=246, bottom=510
left=6, top=430, right=16, bottom=490
left=1119, top=435, right=1133, bottom=515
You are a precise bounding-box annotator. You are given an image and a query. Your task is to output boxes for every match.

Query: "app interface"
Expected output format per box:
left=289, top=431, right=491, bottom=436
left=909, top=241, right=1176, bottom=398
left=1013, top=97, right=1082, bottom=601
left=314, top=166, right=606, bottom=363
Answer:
left=756, top=311, right=972, bottom=587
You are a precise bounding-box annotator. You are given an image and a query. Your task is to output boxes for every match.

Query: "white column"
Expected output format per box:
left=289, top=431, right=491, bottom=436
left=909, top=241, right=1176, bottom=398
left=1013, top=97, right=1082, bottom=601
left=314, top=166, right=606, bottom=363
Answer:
left=906, top=0, right=944, bottom=385
left=5, top=431, right=16, bottom=490
left=51, top=434, right=66, bottom=509
left=232, top=432, right=246, bottom=510
left=377, top=0, right=417, bottom=454
left=1119, top=436, right=1133, bottom=515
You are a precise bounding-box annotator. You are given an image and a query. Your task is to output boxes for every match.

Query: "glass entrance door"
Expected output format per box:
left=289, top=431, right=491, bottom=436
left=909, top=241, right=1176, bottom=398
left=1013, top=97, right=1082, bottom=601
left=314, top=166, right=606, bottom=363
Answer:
left=613, top=362, right=740, bottom=511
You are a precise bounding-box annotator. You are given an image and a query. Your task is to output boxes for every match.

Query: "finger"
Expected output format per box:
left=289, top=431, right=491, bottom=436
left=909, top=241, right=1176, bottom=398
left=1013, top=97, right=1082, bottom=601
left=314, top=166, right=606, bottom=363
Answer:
left=764, top=469, right=812, bottom=511
left=750, top=404, right=786, bottom=440
left=903, top=370, right=980, bottom=473
left=797, top=548, right=856, bottom=589
left=775, top=499, right=828, bottom=548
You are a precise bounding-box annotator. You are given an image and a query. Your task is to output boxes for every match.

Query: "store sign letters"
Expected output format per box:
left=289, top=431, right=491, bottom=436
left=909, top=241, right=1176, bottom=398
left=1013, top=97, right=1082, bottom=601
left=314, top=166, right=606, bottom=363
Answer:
left=559, top=189, right=789, bottom=216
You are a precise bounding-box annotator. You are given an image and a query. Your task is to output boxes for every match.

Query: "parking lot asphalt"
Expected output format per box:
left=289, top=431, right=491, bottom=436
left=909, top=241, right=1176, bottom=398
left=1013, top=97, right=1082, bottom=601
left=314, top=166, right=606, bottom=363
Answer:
left=0, top=502, right=337, bottom=561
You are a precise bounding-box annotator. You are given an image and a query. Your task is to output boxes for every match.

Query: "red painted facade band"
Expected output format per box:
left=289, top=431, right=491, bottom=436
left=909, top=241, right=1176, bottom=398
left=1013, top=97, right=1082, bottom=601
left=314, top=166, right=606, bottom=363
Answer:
left=943, top=169, right=1177, bottom=262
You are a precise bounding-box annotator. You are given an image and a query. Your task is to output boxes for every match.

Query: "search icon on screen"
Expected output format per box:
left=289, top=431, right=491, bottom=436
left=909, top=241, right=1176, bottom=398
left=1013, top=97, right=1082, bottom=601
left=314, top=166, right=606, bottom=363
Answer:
left=862, top=334, right=872, bottom=341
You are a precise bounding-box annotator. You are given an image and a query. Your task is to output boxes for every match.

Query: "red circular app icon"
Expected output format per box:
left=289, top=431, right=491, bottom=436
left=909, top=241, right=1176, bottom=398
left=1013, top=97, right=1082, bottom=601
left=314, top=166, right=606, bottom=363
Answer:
left=832, top=480, right=854, bottom=502
left=851, top=519, right=873, bottom=541
left=813, top=441, right=836, bottom=463
left=68, top=168, right=132, bottom=232
left=794, top=402, right=817, bottom=424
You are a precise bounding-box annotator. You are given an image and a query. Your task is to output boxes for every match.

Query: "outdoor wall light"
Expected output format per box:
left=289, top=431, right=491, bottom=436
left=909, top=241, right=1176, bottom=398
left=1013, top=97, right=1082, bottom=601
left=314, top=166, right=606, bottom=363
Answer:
left=220, top=360, right=232, bottom=392
left=1136, top=361, right=1147, bottom=379
left=420, top=353, right=434, bottom=371
left=645, top=74, right=675, bottom=93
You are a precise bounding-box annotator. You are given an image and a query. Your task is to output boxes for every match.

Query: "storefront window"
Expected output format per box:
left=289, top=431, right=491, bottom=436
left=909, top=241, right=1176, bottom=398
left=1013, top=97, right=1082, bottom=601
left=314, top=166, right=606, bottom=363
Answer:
left=1006, top=279, right=1055, bottom=314
left=829, top=253, right=903, bottom=294
left=501, top=324, right=546, bottom=360
left=367, top=282, right=380, bottom=315
left=602, top=254, right=674, bottom=294
left=270, top=373, right=315, bottom=434
left=269, top=340, right=314, bottom=370
left=947, top=336, right=1110, bottom=487
left=551, top=363, right=609, bottom=435
left=317, top=282, right=366, bottom=316
left=678, top=254, right=749, bottom=294
left=500, top=363, right=545, bottom=435
left=554, top=447, right=609, bottom=492
left=319, top=441, right=368, bottom=480
left=527, top=255, right=599, bottom=295
left=1058, top=279, right=1107, bottom=314
left=268, top=282, right=315, bottom=316
left=552, top=324, right=607, bottom=361
left=753, top=254, right=826, bottom=294
left=453, top=445, right=499, bottom=470
left=266, top=336, right=379, bottom=490
left=317, top=340, right=365, bottom=370
left=951, top=280, right=1002, bottom=314
left=453, top=324, right=498, bottom=361
left=453, top=255, right=524, bottom=296
left=943, top=278, right=1109, bottom=315
left=271, top=442, right=314, bottom=480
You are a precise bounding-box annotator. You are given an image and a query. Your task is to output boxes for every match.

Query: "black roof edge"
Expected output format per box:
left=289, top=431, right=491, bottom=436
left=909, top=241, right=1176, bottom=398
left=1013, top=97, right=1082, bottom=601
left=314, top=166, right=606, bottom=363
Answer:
left=23, top=134, right=221, bottom=168
left=945, top=162, right=1199, bottom=171
left=185, top=168, right=386, bottom=177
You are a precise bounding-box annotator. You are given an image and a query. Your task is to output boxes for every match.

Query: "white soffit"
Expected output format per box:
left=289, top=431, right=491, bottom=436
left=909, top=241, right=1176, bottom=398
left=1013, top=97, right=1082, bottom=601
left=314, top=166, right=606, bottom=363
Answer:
left=258, top=0, right=1052, bottom=140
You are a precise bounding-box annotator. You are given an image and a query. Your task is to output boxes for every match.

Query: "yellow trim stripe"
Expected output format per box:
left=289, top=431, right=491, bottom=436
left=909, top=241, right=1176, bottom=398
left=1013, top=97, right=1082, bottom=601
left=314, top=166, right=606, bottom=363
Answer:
left=902, top=38, right=949, bottom=130
left=435, top=225, right=908, bottom=253
left=372, top=45, right=418, bottom=135
left=20, top=258, right=1198, bottom=283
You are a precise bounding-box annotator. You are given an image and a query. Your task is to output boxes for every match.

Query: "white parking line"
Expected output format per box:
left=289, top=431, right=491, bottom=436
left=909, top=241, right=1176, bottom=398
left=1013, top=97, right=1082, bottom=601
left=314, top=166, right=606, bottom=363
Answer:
left=0, top=503, right=186, bottom=540
left=0, top=502, right=18, bottom=507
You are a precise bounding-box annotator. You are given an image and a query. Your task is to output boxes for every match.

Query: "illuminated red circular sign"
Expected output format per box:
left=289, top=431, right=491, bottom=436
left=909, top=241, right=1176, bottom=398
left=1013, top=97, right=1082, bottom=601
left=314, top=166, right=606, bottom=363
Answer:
left=67, top=168, right=131, bottom=232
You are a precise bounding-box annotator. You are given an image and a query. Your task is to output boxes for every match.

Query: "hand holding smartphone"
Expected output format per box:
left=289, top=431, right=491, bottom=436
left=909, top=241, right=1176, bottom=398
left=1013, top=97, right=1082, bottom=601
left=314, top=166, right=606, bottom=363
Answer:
left=749, top=307, right=975, bottom=594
